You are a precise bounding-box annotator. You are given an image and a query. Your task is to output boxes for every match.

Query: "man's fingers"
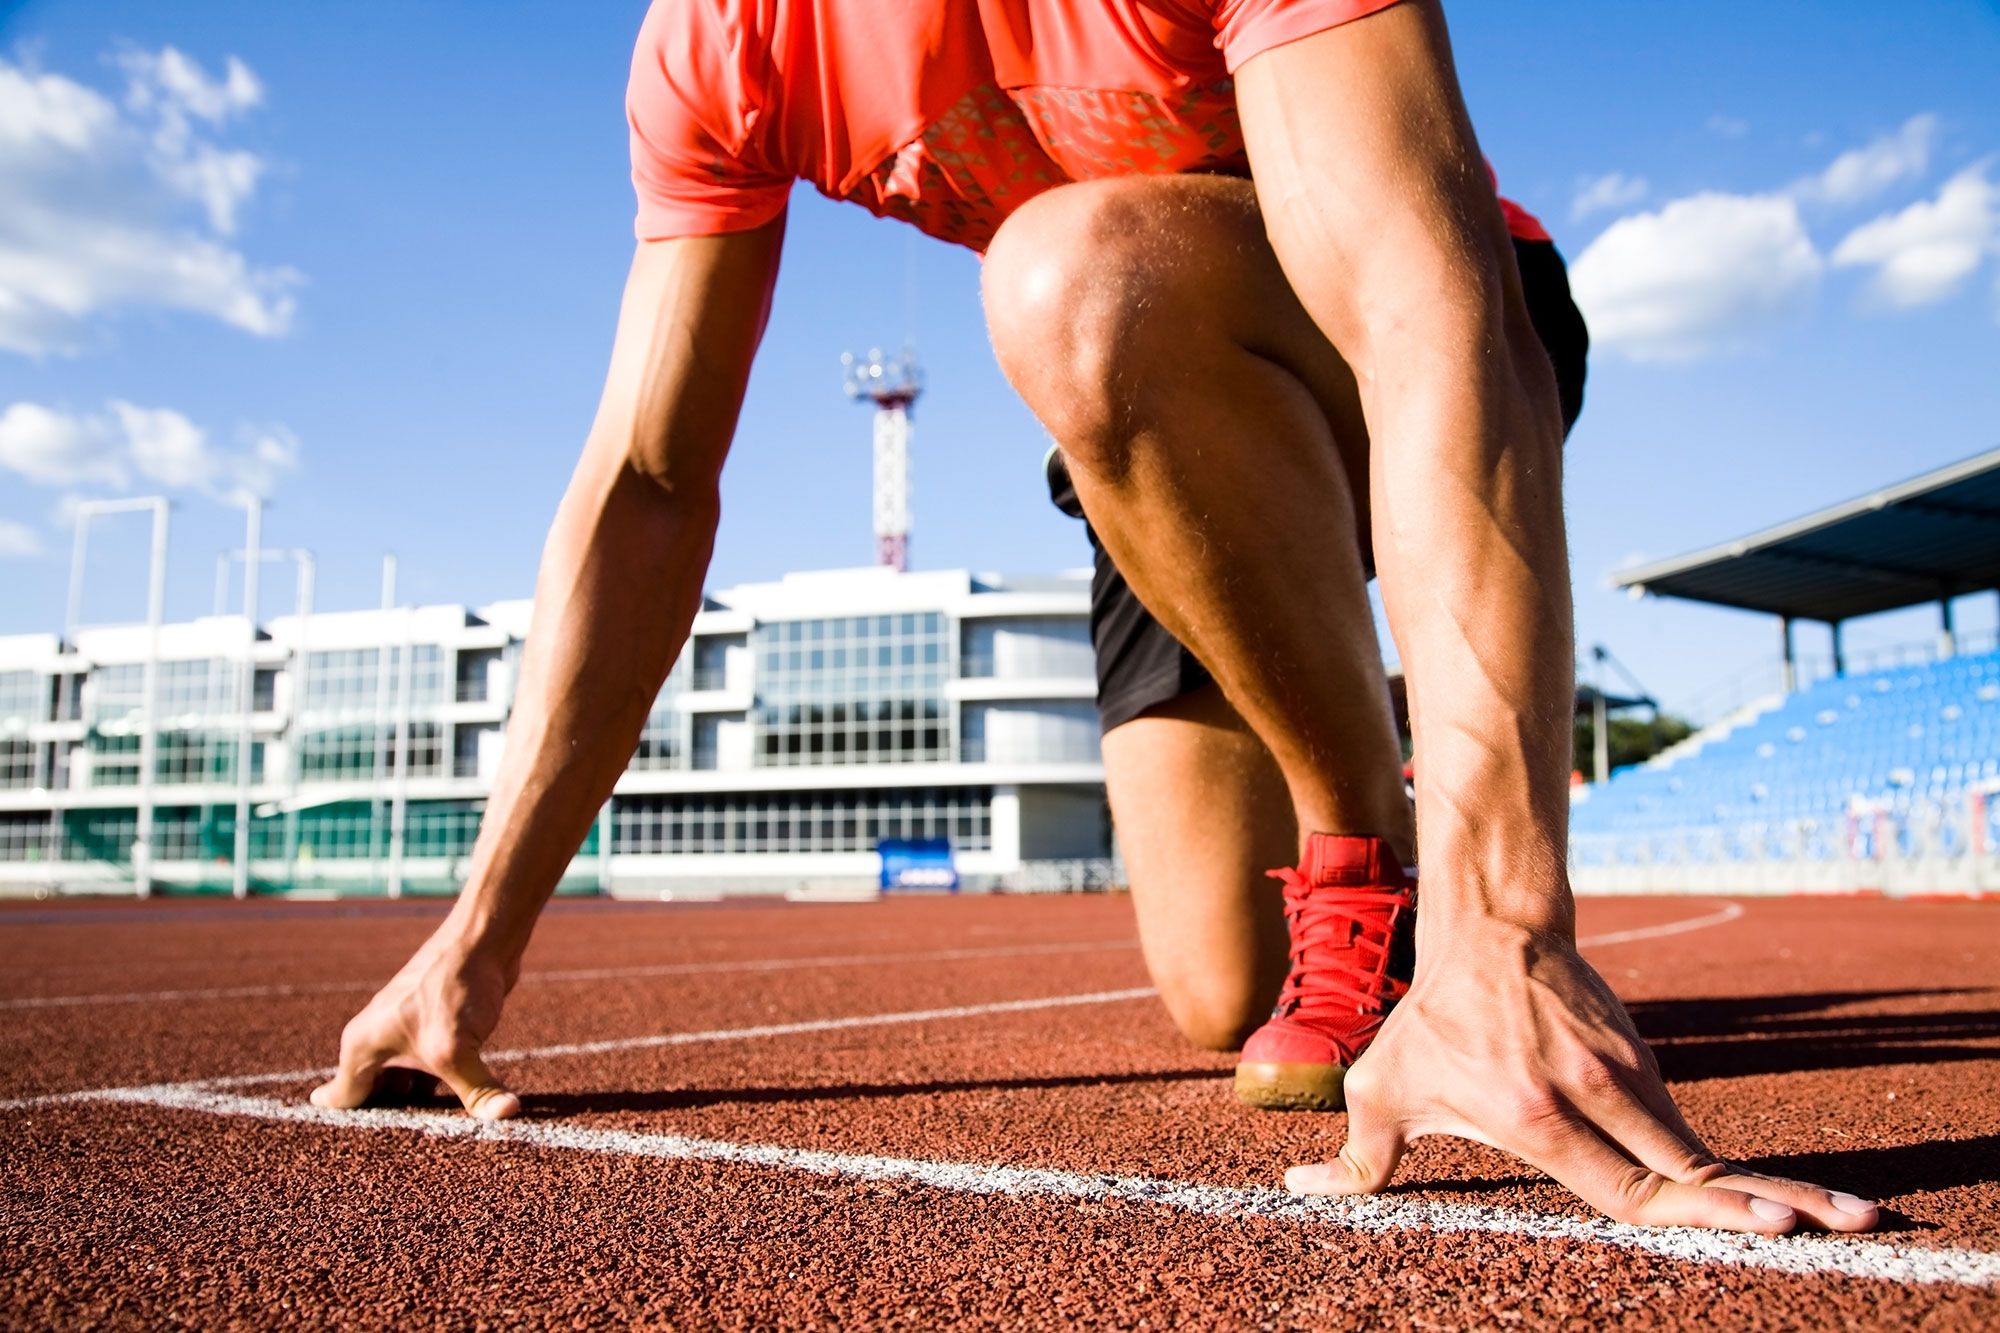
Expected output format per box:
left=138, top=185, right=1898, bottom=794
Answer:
left=1706, top=1170, right=1880, bottom=1234
left=1521, top=1111, right=1799, bottom=1234
left=1566, top=1060, right=1881, bottom=1233
left=1286, top=1105, right=1405, bottom=1196
left=308, top=1045, right=387, bottom=1111
left=433, top=1049, right=521, bottom=1122
left=1566, top=1063, right=1726, bottom=1182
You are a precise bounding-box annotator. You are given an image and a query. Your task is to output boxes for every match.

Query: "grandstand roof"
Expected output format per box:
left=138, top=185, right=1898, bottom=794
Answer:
left=1614, top=446, right=2000, bottom=622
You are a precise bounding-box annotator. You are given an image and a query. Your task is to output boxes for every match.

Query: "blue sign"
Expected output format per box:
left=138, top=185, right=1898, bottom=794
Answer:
left=878, top=837, right=958, bottom=891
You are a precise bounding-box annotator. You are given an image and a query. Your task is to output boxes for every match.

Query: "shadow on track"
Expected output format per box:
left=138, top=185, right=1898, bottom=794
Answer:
left=1732, top=1135, right=2000, bottom=1230
left=1622, top=988, right=2000, bottom=1082
left=521, top=1066, right=1230, bottom=1115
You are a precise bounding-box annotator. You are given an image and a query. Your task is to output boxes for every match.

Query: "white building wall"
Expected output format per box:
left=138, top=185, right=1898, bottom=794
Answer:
left=0, top=566, right=1106, bottom=896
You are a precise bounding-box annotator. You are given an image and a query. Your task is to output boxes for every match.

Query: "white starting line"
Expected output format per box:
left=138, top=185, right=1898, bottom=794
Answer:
left=17, top=1078, right=1997, bottom=1291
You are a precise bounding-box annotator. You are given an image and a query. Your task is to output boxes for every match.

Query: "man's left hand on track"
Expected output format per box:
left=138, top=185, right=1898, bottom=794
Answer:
left=309, top=939, right=522, bottom=1121
left=1284, top=917, right=1882, bottom=1235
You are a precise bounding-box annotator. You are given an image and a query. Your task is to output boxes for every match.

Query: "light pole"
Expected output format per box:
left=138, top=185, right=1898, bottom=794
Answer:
left=218, top=540, right=314, bottom=894
left=232, top=496, right=262, bottom=899
left=370, top=555, right=397, bottom=896
left=63, top=498, right=171, bottom=897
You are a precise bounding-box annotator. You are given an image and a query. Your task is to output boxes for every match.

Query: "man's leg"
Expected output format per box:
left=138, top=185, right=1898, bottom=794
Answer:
left=1104, top=684, right=1295, bottom=1051
left=984, top=172, right=1407, bottom=859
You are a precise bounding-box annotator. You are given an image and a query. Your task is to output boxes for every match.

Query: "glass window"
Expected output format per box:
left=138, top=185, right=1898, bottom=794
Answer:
left=750, top=614, right=952, bottom=768
left=613, top=786, right=992, bottom=855
left=0, top=671, right=43, bottom=726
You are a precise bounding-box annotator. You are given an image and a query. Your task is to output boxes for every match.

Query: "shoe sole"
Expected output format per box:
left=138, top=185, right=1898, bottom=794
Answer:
left=1233, top=1060, right=1347, bottom=1112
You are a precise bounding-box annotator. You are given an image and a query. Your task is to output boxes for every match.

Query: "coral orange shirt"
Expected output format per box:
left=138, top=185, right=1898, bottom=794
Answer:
left=628, top=0, right=1548, bottom=254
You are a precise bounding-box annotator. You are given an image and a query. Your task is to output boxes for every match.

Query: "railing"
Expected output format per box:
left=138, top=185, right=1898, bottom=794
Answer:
left=1671, top=628, right=2000, bottom=727
left=690, top=668, right=732, bottom=692
left=996, top=857, right=1126, bottom=893
left=1568, top=786, right=2000, bottom=895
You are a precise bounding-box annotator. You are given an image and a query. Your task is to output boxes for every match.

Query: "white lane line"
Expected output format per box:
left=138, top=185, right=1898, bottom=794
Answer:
left=46, top=1082, right=2000, bottom=1291
left=1578, top=901, right=1746, bottom=949
left=0, top=987, right=1163, bottom=1106
left=0, top=940, right=1142, bottom=1011
left=482, top=987, right=1161, bottom=1062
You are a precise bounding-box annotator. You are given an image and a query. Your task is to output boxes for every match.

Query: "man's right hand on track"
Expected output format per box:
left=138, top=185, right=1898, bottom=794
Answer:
left=309, top=938, right=521, bottom=1121
left=1284, top=917, right=1882, bottom=1235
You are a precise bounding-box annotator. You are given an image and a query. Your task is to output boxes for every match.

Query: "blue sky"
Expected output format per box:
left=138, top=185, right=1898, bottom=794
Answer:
left=2, top=0, right=1997, bottom=720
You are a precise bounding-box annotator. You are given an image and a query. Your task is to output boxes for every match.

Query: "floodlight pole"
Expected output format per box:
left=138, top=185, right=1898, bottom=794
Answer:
left=221, top=544, right=315, bottom=892
left=62, top=498, right=171, bottom=897
left=386, top=604, right=414, bottom=898
left=232, top=496, right=262, bottom=900
left=1592, top=689, right=1610, bottom=787
left=842, top=347, right=923, bottom=572
left=287, top=552, right=314, bottom=891
left=371, top=555, right=396, bottom=895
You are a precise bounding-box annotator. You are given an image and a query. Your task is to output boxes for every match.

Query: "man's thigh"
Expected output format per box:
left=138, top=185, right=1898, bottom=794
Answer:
left=986, top=172, right=1376, bottom=542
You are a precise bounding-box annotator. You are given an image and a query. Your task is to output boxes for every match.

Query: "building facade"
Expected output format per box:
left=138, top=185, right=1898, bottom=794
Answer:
left=0, top=566, right=1112, bottom=897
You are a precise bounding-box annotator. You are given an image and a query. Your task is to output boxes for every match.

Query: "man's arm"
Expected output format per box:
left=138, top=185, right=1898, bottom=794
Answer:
left=1235, top=2, right=1877, bottom=1233
left=312, top=220, right=785, bottom=1120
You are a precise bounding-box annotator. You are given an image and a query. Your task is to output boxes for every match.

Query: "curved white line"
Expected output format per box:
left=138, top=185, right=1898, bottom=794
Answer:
left=1577, top=901, right=1746, bottom=949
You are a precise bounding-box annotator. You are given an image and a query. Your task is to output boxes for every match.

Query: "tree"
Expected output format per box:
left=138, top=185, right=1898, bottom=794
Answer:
left=1573, top=712, right=1694, bottom=782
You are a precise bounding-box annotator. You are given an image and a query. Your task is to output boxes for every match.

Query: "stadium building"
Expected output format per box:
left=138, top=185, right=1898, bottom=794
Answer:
left=0, top=565, right=1116, bottom=898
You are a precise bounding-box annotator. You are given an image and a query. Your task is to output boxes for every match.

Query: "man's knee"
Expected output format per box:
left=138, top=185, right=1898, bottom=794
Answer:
left=1155, top=971, right=1271, bottom=1052
left=983, top=177, right=1257, bottom=477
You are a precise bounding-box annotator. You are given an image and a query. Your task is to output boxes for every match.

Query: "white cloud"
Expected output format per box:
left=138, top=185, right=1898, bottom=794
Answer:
left=0, top=400, right=299, bottom=500
left=0, top=401, right=128, bottom=486
left=1569, top=192, right=1823, bottom=361
left=1707, top=115, right=1749, bottom=139
left=1831, top=162, right=1999, bottom=308
left=1571, top=171, right=1649, bottom=222
left=0, top=49, right=297, bottom=356
left=117, top=47, right=265, bottom=234
left=119, top=47, right=262, bottom=126
left=0, top=520, right=43, bottom=559
left=1796, top=114, right=1938, bottom=207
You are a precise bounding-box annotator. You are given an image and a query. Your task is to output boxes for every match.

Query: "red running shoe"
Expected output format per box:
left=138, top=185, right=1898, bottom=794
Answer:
left=1234, top=833, right=1416, bottom=1111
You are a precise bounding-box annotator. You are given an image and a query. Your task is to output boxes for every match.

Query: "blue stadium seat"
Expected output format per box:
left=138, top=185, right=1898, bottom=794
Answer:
left=1572, top=647, right=2000, bottom=846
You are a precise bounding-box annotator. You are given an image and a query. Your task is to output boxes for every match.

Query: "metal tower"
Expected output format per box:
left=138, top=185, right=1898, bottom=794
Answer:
left=842, top=347, right=923, bottom=572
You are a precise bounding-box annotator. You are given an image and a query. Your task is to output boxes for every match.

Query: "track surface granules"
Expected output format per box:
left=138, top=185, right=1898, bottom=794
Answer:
left=3, top=892, right=1997, bottom=1329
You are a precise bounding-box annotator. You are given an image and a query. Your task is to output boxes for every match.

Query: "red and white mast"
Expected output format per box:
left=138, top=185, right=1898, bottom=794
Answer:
left=842, top=347, right=922, bottom=572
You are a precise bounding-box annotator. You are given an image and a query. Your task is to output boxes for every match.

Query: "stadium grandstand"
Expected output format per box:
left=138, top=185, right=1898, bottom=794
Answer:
left=1571, top=446, right=2000, bottom=896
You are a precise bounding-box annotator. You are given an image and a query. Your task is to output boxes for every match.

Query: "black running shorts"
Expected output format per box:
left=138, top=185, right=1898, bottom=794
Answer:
left=1048, top=237, right=1589, bottom=733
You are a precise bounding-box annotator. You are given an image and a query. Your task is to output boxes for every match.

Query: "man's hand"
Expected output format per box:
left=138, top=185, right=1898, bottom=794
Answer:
left=310, top=940, right=520, bottom=1120
left=306, top=225, right=783, bottom=1117
left=1285, top=922, right=1881, bottom=1234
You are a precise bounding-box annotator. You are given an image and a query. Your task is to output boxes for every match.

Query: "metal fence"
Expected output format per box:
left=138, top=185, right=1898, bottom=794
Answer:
left=1569, top=787, right=2000, bottom=895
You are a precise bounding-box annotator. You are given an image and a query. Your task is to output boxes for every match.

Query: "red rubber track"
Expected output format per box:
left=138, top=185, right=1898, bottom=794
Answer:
left=2, top=894, right=1996, bottom=1329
